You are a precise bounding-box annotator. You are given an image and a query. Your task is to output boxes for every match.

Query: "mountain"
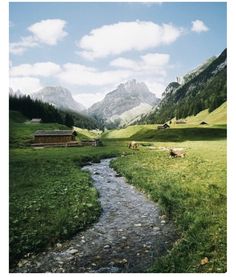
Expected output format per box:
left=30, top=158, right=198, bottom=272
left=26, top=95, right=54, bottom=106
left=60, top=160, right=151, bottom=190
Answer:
left=31, top=86, right=86, bottom=113
left=138, top=49, right=227, bottom=124
left=88, top=79, right=160, bottom=127
left=9, top=88, right=23, bottom=97
left=177, top=56, right=217, bottom=85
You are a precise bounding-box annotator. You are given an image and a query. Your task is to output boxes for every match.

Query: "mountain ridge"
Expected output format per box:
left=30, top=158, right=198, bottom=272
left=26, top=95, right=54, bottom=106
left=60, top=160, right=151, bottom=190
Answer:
left=136, top=48, right=227, bottom=124
left=88, top=79, right=160, bottom=127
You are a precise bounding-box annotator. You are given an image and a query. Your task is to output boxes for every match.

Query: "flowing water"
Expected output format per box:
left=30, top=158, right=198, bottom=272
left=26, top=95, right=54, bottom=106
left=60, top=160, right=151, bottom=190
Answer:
left=14, top=158, right=176, bottom=273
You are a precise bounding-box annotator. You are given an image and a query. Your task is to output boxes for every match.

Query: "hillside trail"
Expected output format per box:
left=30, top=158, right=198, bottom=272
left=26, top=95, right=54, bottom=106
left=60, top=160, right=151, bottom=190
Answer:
left=14, top=158, right=176, bottom=273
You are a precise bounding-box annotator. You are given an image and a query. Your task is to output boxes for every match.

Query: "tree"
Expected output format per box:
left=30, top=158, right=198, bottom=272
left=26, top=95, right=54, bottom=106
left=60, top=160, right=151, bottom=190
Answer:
left=64, top=113, right=74, bottom=127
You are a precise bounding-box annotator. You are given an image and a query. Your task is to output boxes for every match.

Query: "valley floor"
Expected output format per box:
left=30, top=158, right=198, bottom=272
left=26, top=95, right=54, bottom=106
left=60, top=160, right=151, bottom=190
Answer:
left=9, top=121, right=227, bottom=273
left=13, top=159, right=176, bottom=273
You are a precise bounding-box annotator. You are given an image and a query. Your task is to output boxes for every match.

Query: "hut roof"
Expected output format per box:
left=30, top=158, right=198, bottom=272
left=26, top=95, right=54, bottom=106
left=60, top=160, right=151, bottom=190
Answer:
left=31, top=118, right=42, bottom=122
left=34, top=130, right=73, bottom=137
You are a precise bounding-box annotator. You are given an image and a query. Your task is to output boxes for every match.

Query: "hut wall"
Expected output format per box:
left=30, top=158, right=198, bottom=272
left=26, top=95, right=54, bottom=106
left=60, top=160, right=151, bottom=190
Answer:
left=35, top=135, right=72, bottom=143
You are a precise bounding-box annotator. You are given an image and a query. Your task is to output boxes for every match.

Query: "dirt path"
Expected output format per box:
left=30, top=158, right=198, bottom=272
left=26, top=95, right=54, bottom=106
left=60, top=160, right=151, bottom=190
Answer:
left=14, top=158, right=176, bottom=273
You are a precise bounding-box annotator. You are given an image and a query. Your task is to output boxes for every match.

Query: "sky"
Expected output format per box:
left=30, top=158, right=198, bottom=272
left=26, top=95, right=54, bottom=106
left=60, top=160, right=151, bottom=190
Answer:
left=9, top=2, right=227, bottom=108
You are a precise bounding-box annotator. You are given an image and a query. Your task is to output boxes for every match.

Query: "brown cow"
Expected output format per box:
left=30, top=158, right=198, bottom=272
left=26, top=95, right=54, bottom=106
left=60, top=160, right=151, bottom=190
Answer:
left=128, top=141, right=139, bottom=150
left=169, top=148, right=186, bottom=158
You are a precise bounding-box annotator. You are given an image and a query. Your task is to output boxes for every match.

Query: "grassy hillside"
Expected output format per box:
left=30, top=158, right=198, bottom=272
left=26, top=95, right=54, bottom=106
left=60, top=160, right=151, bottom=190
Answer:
left=102, top=102, right=226, bottom=141
left=9, top=111, right=70, bottom=147
left=9, top=110, right=226, bottom=272
left=102, top=124, right=156, bottom=139
left=181, top=101, right=226, bottom=126
left=74, top=127, right=102, bottom=140
left=112, top=138, right=226, bottom=273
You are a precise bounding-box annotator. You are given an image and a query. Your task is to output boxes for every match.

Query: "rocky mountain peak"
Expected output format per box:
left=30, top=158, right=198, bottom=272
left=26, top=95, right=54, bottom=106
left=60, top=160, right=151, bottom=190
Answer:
left=31, top=86, right=85, bottom=113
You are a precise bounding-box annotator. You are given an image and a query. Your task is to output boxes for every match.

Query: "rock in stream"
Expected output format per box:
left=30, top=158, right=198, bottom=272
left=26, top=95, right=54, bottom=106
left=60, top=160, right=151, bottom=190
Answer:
left=12, top=158, right=176, bottom=273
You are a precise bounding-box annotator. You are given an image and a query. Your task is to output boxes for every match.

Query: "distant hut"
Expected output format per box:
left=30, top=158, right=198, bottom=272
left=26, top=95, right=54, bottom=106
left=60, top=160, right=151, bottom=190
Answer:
left=34, top=130, right=75, bottom=144
left=157, top=123, right=170, bottom=129
left=31, top=118, right=42, bottom=123
left=175, top=119, right=186, bottom=124
left=200, top=121, right=208, bottom=125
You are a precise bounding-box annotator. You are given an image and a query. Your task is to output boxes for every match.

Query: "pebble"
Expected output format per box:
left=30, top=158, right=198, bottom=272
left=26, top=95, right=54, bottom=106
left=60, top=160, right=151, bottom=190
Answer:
left=121, top=258, right=128, bottom=264
left=153, top=226, right=160, bottom=231
left=67, top=248, right=79, bottom=255
left=134, top=223, right=142, bottom=227
left=103, top=244, right=111, bottom=249
left=17, top=259, right=28, bottom=267
left=56, top=243, right=62, bottom=248
left=121, top=236, right=127, bottom=240
left=161, top=220, right=166, bottom=224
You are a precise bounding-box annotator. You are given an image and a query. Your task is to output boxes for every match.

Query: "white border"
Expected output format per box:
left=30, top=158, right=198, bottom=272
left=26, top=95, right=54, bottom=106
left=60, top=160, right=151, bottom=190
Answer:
left=1, top=0, right=235, bottom=276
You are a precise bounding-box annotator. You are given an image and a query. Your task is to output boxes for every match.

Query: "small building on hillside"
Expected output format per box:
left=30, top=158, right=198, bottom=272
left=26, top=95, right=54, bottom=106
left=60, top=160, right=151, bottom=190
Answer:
left=31, top=118, right=42, bottom=123
left=157, top=123, right=170, bottom=129
left=175, top=119, right=186, bottom=124
left=34, top=130, right=75, bottom=144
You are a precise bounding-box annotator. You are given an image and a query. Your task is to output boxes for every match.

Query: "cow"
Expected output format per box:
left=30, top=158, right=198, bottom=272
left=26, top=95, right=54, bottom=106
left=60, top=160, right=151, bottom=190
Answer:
left=128, top=141, right=139, bottom=150
left=169, top=148, right=186, bottom=158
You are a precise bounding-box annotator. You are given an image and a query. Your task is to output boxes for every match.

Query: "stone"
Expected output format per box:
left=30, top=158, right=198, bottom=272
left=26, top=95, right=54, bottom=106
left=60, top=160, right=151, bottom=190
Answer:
left=104, top=244, right=111, bottom=249
left=153, top=227, right=160, bottom=231
left=122, top=258, right=128, bottom=264
left=56, top=243, right=62, bottom=248
left=161, top=220, right=166, bottom=224
left=67, top=248, right=79, bottom=255
left=17, top=259, right=28, bottom=267
left=121, top=236, right=127, bottom=240
left=134, top=223, right=142, bottom=227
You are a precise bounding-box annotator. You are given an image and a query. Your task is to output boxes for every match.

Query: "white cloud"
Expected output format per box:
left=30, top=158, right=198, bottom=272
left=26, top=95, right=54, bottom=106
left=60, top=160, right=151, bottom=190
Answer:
left=57, top=63, right=131, bottom=86
left=28, top=19, right=67, bottom=45
left=77, top=21, right=183, bottom=60
left=9, top=77, right=42, bottom=94
left=144, top=81, right=166, bottom=97
left=10, top=36, right=38, bottom=55
left=191, top=20, right=209, bottom=33
left=74, top=91, right=107, bottom=108
left=110, top=52, right=170, bottom=76
left=10, top=62, right=61, bottom=77
left=10, top=19, right=67, bottom=55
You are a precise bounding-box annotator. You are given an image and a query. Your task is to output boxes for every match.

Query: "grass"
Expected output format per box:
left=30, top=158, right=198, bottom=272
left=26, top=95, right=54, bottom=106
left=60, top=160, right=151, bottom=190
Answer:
left=111, top=139, right=226, bottom=272
left=9, top=111, right=70, bottom=148
left=9, top=144, right=131, bottom=267
left=9, top=109, right=227, bottom=272
left=74, top=127, right=102, bottom=140
left=9, top=111, right=130, bottom=267
left=184, top=102, right=227, bottom=125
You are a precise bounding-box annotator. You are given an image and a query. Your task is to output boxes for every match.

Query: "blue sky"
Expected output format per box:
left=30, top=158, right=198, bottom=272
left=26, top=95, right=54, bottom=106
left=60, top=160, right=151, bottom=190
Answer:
left=9, top=2, right=226, bottom=107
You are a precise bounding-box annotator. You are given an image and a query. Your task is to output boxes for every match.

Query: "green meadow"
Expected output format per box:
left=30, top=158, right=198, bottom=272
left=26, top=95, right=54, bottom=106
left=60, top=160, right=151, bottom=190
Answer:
left=9, top=105, right=227, bottom=272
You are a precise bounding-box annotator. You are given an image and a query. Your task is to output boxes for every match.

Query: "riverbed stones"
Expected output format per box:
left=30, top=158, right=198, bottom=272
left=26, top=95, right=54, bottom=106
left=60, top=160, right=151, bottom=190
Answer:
left=66, top=249, right=79, bottom=255
left=12, top=158, right=176, bottom=273
left=103, top=244, right=111, bottom=249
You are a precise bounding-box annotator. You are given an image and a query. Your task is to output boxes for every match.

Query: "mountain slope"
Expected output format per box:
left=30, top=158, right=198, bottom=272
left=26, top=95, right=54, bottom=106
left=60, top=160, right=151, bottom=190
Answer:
left=139, top=49, right=226, bottom=124
left=32, top=86, right=86, bottom=113
left=88, top=79, right=159, bottom=127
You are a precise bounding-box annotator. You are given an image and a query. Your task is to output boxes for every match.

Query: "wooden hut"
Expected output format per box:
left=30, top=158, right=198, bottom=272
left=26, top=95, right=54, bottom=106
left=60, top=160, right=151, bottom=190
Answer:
left=31, top=118, right=42, bottom=123
left=157, top=123, right=170, bottom=129
left=34, top=130, right=75, bottom=144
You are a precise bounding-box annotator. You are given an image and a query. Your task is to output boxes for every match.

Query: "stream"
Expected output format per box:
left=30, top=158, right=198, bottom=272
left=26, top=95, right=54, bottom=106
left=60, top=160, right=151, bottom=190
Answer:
left=14, top=158, right=176, bottom=273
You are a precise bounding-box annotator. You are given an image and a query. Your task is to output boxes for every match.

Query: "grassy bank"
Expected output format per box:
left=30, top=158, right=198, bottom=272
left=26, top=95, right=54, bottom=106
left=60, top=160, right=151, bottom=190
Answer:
left=9, top=112, right=129, bottom=266
left=9, top=144, right=130, bottom=267
left=111, top=139, right=226, bottom=272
